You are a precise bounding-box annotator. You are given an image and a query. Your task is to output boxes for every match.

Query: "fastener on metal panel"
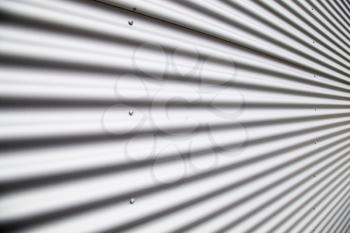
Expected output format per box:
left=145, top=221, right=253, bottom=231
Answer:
left=129, top=198, right=136, bottom=204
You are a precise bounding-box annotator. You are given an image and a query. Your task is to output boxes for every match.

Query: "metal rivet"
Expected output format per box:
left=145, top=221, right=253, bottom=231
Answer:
left=129, top=198, right=135, bottom=204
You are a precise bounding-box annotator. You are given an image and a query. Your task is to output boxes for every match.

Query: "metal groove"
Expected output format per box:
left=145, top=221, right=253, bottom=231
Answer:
left=0, top=0, right=349, bottom=232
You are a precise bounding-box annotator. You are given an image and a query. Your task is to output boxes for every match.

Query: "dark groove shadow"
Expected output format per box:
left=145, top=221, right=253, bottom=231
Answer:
left=213, top=157, right=350, bottom=233
left=319, top=0, right=350, bottom=39
left=0, top=126, right=349, bottom=232
left=338, top=1, right=350, bottom=24
left=330, top=1, right=350, bottom=32
left=341, top=211, right=350, bottom=233
left=2, top=47, right=350, bottom=97
left=0, top=1, right=349, bottom=232
left=222, top=0, right=350, bottom=68
left=341, top=0, right=350, bottom=15
left=260, top=1, right=349, bottom=59
left=254, top=1, right=350, bottom=70
left=340, top=211, right=350, bottom=233
left=304, top=0, right=350, bottom=47
left=1, top=64, right=350, bottom=105
left=275, top=1, right=349, bottom=55
left=2, top=1, right=350, bottom=90
left=1, top=7, right=350, bottom=96
left=246, top=168, right=350, bottom=233
left=1, top=112, right=350, bottom=194
left=297, top=187, right=350, bottom=233
left=174, top=0, right=350, bottom=76
left=255, top=0, right=350, bottom=62
left=324, top=195, right=350, bottom=233
left=0, top=110, right=349, bottom=153
left=179, top=148, right=350, bottom=233
left=296, top=1, right=349, bottom=49
left=97, top=136, right=350, bottom=233
left=137, top=1, right=348, bottom=82
left=342, top=219, right=350, bottom=233
left=328, top=206, right=350, bottom=233
left=334, top=202, right=350, bottom=233
left=1, top=94, right=350, bottom=109
left=92, top=0, right=350, bottom=86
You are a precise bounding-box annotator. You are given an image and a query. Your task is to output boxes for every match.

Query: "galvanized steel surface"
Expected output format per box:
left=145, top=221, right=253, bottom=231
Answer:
left=0, top=0, right=350, bottom=232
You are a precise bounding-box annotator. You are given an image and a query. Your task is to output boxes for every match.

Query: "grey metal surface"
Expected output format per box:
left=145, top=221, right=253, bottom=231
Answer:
left=0, top=0, right=349, bottom=232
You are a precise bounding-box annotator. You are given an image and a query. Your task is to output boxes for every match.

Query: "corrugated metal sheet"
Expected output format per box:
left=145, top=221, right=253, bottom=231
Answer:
left=0, top=0, right=349, bottom=232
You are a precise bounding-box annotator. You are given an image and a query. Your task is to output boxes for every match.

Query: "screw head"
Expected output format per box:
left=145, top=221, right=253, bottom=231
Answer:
left=129, top=198, right=135, bottom=204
